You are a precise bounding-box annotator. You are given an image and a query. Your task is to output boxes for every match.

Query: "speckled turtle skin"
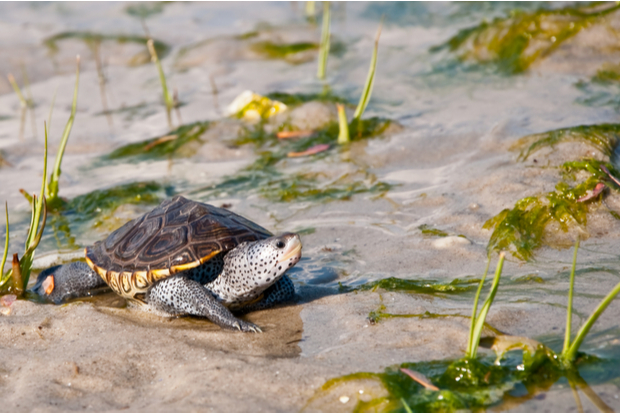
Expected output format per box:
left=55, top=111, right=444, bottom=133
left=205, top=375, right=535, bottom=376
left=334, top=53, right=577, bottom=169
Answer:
left=33, top=196, right=302, bottom=332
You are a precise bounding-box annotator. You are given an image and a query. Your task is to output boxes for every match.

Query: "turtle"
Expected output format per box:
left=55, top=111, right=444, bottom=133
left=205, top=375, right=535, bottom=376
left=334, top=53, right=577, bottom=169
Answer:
left=33, top=195, right=302, bottom=333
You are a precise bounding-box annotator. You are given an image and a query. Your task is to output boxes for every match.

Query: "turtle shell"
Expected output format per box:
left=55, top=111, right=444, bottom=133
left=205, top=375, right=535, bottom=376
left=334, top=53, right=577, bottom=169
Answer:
left=85, top=195, right=272, bottom=303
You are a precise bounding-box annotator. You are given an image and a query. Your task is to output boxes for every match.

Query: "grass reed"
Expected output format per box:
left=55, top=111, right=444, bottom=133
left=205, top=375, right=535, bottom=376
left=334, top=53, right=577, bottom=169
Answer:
left=466, top=252, right=505, bottom=359
left=47, top=56, right=80, bottom=204
left=336, top=103, right=349, bottom=144
left=560, top=239, right=620, bottom=364
left=317, top=2, right=330, bottom=80
left=147, top=38, right=175, bottom=128
left=353, top=20, right=382, bottom=121
left=1, top=124, right=48, bottom=295
left=0, top=204, right=9, bottom=288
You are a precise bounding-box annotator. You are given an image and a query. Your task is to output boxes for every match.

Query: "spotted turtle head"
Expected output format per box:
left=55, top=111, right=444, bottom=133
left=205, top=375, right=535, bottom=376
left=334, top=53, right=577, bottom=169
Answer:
left=245, top=232, right=301, bottom=289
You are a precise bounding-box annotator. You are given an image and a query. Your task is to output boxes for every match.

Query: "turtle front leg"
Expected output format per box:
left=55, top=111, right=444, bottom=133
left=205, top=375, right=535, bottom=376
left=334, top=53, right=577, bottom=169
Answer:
left=33, top=261, right=109, bottom=304
left=147, top=275, right=262, bottom=333
left=234, top=275, right=296, bottom=314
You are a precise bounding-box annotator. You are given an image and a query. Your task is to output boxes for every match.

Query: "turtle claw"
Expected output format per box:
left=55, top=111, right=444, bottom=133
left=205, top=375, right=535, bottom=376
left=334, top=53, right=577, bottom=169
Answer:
left=231, top=319, right=262, bottom=333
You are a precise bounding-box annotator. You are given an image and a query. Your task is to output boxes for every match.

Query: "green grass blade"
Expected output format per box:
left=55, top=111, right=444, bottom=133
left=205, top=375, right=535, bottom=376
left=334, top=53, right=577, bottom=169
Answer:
left=147, top=38, right=173, bottom=127
left=19, top=125, right=48, bottom=289
left=305, top=1, right=316, bottom=19
left=47, top=85, right=58, bottom=133
left=317, top=1, right=330, bottom=80
left=336, top=103, right=349, bottom=144
left=563, top=238, right=580, bottom=356
left=353, top=20, right=382, bottom=121
left=564, top=280, right=620, bottom=363
left=469, top=252, right=505, bottom=359
left=7, top=73, right=27, bottom=108
left=466, top=255, right=492, bottom=357
left=0, top=203, right=9, bottom=286
left=48, top=56, right=79, bottom=201
left=401, top=398, right=414, bottom=413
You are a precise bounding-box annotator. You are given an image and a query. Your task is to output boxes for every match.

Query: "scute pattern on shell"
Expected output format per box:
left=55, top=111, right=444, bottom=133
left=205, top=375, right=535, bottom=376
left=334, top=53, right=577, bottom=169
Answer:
left=85, top=196, right=272, bottom=301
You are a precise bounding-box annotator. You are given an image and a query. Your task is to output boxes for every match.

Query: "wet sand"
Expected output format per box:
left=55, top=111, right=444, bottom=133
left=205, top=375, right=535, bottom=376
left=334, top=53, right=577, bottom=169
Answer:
left=1, top=2, right=620, bottom=412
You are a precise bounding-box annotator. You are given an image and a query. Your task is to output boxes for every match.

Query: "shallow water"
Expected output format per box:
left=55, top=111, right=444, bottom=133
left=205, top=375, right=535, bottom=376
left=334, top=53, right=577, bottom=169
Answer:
left=1, top=2, right=620, bottom=412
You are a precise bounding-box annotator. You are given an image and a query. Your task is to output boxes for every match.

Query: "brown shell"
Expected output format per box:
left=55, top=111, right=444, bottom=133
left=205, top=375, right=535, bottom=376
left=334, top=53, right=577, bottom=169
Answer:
left=85, top=196, right=272, bottom=302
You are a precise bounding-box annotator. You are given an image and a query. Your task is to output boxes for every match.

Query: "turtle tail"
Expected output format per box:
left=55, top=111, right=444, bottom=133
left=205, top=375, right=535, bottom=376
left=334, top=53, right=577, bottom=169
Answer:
left=32, top=261, right=108, bottom=304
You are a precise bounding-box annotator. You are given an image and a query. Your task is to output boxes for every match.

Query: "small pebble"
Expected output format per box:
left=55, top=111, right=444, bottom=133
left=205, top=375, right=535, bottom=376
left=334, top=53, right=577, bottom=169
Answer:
left=432, top=236, right=471, bottom=249
left=339, top=396, right=349, bottom=404
left=0, top=294, right=16, bottom=307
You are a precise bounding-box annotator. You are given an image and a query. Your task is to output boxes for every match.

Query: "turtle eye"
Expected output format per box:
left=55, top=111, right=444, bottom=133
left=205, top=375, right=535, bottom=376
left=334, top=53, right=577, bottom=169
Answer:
left=275, top=240, right=286, bottom=249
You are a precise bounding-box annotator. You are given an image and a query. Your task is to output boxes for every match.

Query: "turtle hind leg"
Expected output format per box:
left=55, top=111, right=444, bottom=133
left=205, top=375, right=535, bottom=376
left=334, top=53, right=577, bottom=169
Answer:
left=32, top=261, right=108, bottom=304
left=235, top=275, right=296, bottom=314
left=147, top=275, right=262, bottom=333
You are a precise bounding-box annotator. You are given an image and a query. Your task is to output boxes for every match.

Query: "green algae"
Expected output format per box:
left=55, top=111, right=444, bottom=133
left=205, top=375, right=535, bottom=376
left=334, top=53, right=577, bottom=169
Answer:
left=125, top=2, right=165, bottom=19
left=510, top=274, right=544, bottom=284
left=106, top=121, right=210, bottom=160
left=591, top=63, right=620, bottom=84
left=265, top=91, right=349, bottom=107
left=575, top=74, right=620, bottom=112
left=418, top=225, right=448, bottom=237
left=44, top=32, right=170, bottom=66
left=251, top=41, right=318, bottom=59
left=435, top=3, right=620, bottom=74
left=200, top=116, right=393, bottom=203
left=516, top=124, right=620, bottom=161
left=95, top=102, right=157, bottom=122
left=484, top=159, right=620, bottom=260
left=65, top=181, right=173, bottom=220
left=196, top=167, right=391, bottom=204
left=358, top=277, right=477, bottom=295
left=367, top=308, right=493, bottom=328
left=313, top=345, right=620, bottom=412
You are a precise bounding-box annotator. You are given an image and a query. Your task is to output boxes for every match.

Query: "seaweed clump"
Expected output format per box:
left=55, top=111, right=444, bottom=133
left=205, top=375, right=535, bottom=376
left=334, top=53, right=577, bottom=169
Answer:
left=44, top=32, right=170, bottom=66
left=516, top=123, right=620, bottom=161
left=106, top=121, right=210, bottom=160
left=434, top=3, right=620, bottom=74
left=484, top=158, right=620, bottom=260
left=357, top=277, right=477, bottom=296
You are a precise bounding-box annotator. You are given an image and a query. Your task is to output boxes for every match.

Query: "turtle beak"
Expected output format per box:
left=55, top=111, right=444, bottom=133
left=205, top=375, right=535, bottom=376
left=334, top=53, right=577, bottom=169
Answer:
left=278, top=234, right=302, bottom=263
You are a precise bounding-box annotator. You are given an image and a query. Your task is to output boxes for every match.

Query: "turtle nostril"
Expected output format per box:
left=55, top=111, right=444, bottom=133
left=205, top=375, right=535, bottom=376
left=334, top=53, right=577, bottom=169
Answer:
left=276, top=240, right=285, bottom=249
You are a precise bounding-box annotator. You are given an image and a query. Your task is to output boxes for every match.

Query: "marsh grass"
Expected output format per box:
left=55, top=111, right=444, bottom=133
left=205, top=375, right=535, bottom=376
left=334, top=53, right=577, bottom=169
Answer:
left=317, top=1, right=330, bottom=80
left=353, top=20, right=382, bottom=122
left=0, top=125, right=48, bottom=295
left=466, top=253, right=504, bottom=359
left=560, top=240, right=620, bottom=365
left=336, top=103, right=349, bottom=144
left=147, top=38, right=176, bottom=128
left=7, top=72, right=36, bottom=139
left=312, top=245, right=620, bottom=411
left=46, top=56, right=80, bottom=206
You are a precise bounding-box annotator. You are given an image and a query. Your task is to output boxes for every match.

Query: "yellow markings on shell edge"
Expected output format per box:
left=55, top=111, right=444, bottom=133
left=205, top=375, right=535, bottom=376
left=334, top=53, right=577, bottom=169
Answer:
left=133, top=272, right=149, bottom=289
left=121, top=272, right=133, bottom=294
left=108, top=271, right=120, bottom=293
left=169, top=250, right=221, bottom=275
left=150, top=268, right=171, bottom=281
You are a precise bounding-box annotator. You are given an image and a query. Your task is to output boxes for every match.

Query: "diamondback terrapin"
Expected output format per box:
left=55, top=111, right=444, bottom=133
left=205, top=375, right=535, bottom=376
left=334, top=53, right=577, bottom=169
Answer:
left=33, top=196, right=302, bottom=332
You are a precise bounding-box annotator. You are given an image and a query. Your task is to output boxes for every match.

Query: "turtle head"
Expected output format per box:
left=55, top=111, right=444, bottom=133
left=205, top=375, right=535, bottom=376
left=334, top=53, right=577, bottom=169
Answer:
left=247, top=232, right=302, bottom=284
left=213, top=232, right=301, bottom=304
